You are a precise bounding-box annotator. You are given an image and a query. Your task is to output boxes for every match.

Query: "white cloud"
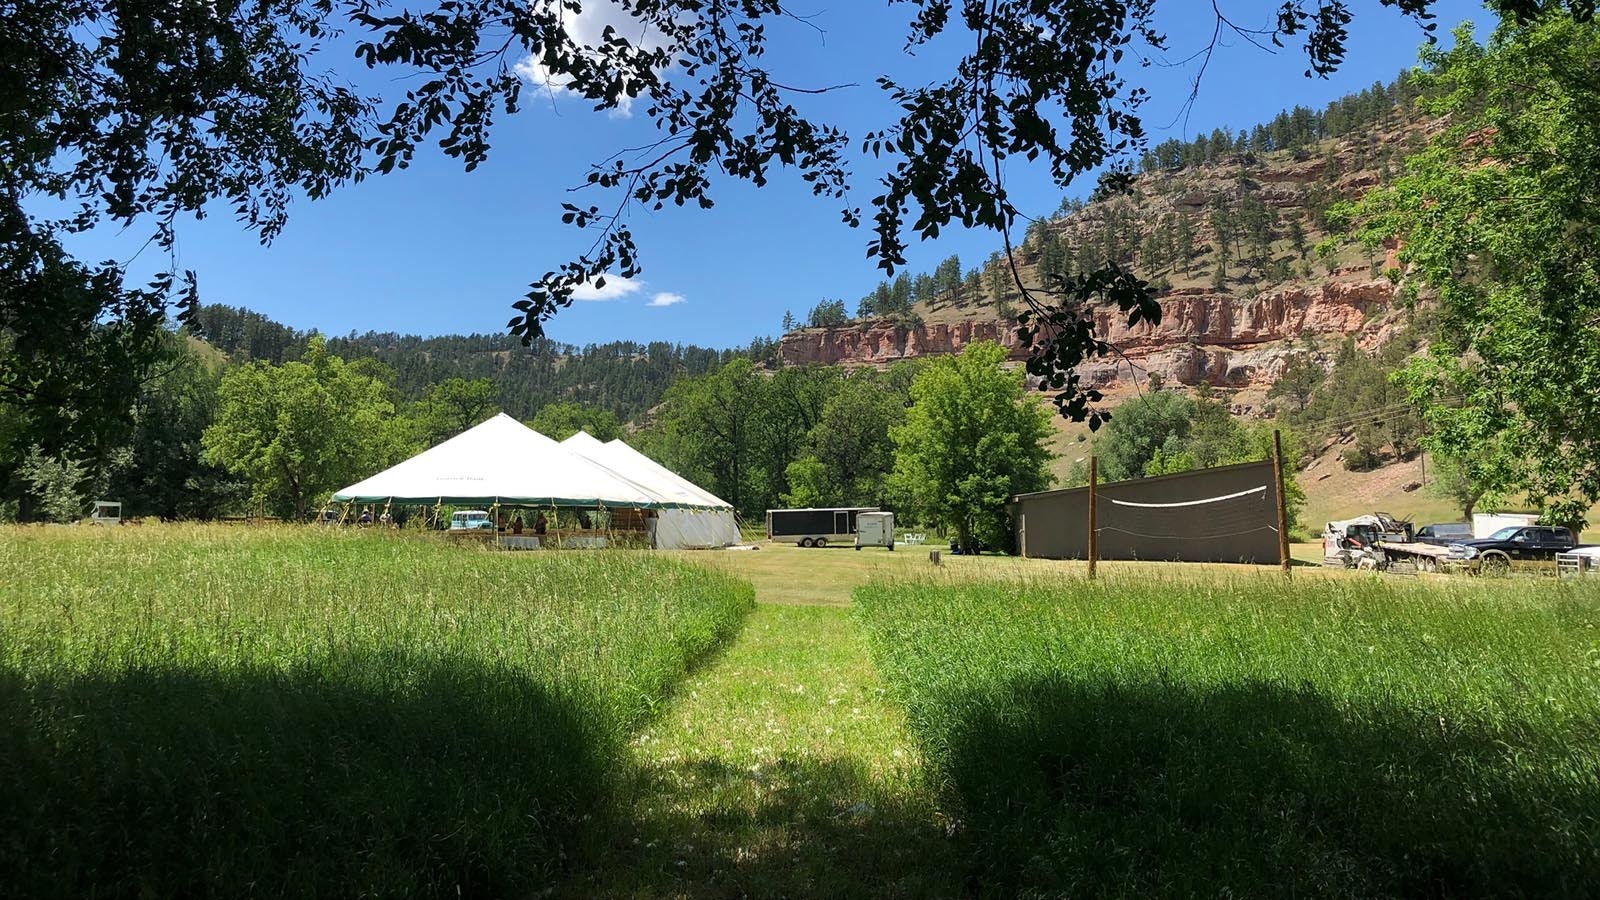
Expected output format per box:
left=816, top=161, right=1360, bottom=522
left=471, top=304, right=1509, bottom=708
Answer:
left=513, top=1, right=661, bottom=119
left=572, top=276, right=644, bottom=301
left=648, top=291, right=686, bottom=308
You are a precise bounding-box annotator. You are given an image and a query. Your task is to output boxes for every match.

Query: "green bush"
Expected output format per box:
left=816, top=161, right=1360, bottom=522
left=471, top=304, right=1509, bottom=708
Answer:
left=857, top=575, right=1600, bottom=897
left=0, top=526, right=753, bottom=898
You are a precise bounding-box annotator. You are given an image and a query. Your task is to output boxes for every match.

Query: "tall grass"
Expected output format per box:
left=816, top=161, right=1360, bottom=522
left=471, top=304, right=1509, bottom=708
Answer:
left=0, top=525, right=753, bottom=899
left=856, top=574, right=1600, bottom=898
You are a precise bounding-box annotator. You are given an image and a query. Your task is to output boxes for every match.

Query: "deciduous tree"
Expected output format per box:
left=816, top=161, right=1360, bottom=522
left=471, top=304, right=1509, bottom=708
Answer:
left=202, top=337, right=414, bottom=519
left=107, top=335, right=244, bottom=519
left=417, top=378, right=499, bottom=445
left=1428, top=451, right=1490, bottom=521
left=528, top=401, right=621, bottom=442
left=653, top=359, right=766, bottom=516
left=1352, top=14, right=1600, bottom=526
left=889, top=342, right=1053, bottom=553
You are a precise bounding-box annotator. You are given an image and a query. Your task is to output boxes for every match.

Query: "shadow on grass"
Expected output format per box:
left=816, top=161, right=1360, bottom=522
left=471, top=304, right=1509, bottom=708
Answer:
left=938, top=677, right=1600, bottom=898
left=0, top=653, right=615, bottom=899
left=560, top=754, right=964, bottom=899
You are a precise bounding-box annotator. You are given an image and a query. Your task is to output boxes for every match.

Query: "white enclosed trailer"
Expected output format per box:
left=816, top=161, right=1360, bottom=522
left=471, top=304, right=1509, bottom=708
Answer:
left=854, top=511, right=895, bottom=550
left=1471, top=512, right=1539, bottom=539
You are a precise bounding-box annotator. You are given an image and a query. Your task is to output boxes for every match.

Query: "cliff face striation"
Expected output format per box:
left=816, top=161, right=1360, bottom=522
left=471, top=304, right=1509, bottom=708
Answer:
left=780, top=275, right=1398, bottom=392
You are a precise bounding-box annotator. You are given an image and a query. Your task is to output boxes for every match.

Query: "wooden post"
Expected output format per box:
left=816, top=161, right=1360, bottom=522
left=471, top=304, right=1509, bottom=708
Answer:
left=1087, top=455, right=1098, bottom=580
left=1273, top=429, right=1292, bottom=576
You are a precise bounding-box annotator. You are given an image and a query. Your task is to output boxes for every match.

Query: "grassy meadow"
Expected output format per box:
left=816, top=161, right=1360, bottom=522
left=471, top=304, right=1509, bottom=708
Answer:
left=8, top=525, right=1600, bottom=898
left=0, top=526, right=753, bottom=898
left=857, top=574, right=1600, bottom=898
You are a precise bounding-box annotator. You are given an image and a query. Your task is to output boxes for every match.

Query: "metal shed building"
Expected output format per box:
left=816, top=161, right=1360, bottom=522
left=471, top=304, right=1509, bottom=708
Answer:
left=1010, top=459, right=1282, bottom=563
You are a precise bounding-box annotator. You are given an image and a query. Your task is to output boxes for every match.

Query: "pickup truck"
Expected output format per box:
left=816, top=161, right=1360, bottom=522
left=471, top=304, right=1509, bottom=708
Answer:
left=1444, top=525, right=1578, bottom=575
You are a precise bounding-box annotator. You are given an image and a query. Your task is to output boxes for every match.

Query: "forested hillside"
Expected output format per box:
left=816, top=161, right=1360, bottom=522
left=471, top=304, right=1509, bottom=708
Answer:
left=805, top=73, right=1425, bottom=332
left=193, top=305, right=779, bottom=422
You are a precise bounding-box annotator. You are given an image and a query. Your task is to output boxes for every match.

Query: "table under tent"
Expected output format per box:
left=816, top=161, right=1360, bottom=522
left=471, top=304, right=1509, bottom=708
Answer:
left=329, top=414, right=739, bottom=550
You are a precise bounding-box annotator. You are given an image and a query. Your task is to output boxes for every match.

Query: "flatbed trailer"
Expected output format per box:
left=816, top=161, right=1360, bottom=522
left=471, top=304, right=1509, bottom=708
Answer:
left=1375, top=540, right=1456, bottom=573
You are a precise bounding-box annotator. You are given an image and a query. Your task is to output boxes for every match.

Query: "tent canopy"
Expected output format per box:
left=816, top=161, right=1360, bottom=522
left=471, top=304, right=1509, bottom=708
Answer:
left=602, top=438, right=734, bottom=510
left=560, top=432, right=733, bottom=511
left=331, top=414, right=718, bottom=508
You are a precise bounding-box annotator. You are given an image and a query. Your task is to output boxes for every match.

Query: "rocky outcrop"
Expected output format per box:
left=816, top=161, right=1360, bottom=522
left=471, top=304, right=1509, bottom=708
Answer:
left=779, top=319, right=1030, bottom=367
left=778, top=278, right=1399, bottom=391
left=1087, top=279, right=1394, bottom=354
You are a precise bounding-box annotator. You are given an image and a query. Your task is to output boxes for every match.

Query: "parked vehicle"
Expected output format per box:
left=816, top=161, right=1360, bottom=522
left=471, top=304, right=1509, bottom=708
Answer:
left=766, top=507, right=878, bottom=548
left=854, top=511, right=895, bottom=551
left=1322, top=514, right=1413, bottom=569
left=1445, top=525, right=1578, bottom=575
left=449, top=510, right=495, bottom=531
left=1413, top=523, right=1473, bottom=545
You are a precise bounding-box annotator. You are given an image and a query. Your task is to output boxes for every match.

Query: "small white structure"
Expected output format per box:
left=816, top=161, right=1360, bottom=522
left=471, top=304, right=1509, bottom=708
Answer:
left=855, top=511, right=895, bottom=551
left=90, top=501, right=121, bottom=525
left=1558, top=546, right=1600, bottom=577
left=1471, top=512, right=1540, bottom=539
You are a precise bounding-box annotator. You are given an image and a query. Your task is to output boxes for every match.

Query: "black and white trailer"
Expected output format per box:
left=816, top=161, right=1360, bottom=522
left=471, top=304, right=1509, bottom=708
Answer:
left=766, top=507, right=878, bottom=548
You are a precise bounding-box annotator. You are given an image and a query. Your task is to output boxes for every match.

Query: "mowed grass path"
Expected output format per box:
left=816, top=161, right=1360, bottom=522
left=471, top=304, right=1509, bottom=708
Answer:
left=560, top=602, right=960, bottom=899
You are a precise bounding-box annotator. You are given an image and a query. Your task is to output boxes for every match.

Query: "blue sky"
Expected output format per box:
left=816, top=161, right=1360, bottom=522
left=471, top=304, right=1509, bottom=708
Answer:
left=70, top=1, right=1495, bottom=348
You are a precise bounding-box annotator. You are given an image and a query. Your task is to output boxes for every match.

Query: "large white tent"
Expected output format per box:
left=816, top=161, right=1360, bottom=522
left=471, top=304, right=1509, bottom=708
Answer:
left=561, top=432, right=740, bottom=549
left=330, top=414, right=737, bottom=549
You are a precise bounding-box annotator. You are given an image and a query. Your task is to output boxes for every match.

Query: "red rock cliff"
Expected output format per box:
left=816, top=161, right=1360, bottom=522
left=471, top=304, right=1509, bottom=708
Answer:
left=778, top=277, right=1398, bottom=391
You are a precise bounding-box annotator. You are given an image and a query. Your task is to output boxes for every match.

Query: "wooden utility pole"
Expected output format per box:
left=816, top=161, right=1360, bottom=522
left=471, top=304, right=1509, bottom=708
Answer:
left=1272, top=429, right=1291, bottom=576
left=1087, top=455, right=1099, bottom=580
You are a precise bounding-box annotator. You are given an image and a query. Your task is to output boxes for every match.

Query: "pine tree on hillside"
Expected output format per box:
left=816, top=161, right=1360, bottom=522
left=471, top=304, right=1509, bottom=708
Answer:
left=1174, top=214, right=1196, bottom=274
left=963, top=268, right=983, bottom=305
left=1287, top=215, right=1309, bottom=260
left=890, top=274, right=912, bottom=316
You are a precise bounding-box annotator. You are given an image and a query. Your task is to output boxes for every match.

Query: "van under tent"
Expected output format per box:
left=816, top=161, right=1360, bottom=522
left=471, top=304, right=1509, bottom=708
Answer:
left=329, top=414, right=737, bottom=549
left=561, top=432, right=739, bottom=550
